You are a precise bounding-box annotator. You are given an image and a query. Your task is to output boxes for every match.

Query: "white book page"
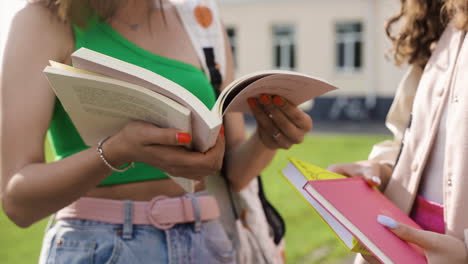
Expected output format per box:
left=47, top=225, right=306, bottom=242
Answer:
left=45, top=67, right=196, bottom=193
left=213, top=70, right=337, bottom=116
left=169, top=176, right=195, bottom=193
left=71, top=48, right=221, bottom=152
left=44, top=67, right=191, bottom=146
left=213, top=72, right=272, bottom=115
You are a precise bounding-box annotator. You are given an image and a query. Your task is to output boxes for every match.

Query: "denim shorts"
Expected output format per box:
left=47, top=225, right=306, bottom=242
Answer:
left=39, top=217, right=236, bottom=264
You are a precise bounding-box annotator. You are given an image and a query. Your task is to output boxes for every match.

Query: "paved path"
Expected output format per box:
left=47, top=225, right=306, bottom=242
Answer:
left=312, top=121, right=391, bottom=135
left=246, top=120, right=391, bottom=135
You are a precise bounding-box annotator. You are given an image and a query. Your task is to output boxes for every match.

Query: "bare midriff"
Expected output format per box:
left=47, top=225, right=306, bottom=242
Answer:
left=85, top=179, right=207, bottom=201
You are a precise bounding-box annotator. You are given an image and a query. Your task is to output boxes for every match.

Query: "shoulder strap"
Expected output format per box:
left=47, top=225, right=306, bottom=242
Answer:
left=171, top=0, right=226, bottom=91
left=172, top=0, right=236, bottom=217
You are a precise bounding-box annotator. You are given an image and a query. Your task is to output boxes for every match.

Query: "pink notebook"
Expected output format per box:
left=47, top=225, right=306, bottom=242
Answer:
left=303, top=177, right=427, bottom=264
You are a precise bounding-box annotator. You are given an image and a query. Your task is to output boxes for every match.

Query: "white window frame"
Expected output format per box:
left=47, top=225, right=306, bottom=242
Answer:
left=273, top=24, right=296, bottom=70
left=335, top=23, right=363, bottom=73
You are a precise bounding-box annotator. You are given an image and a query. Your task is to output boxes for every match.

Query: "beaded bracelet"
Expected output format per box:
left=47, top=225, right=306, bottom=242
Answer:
left=97, top=136, right=134, bottom=172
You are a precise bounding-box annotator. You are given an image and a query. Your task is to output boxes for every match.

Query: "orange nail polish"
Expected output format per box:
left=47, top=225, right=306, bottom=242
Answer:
left=247, top=98, right=257, bottom=108
left=177, top=132, right=191, bottom=144
left=260, top=94, right=270, bottom=104
left=220, top=125, right=225, bottom=138
left=273, top=96, right=284, bottom=105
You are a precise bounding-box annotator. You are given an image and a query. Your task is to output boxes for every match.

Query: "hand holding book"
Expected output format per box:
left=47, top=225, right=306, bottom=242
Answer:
left=282, top=158, right=428, bottom=263
left=328, top=160, right=392, bottom=190
left=100, top=120, right=225, bottom=191
left=248, top=94, right=313, bottom=150
left=43, top=48, right=335, bottom=192
left=377, top=215, right=468, bottom=264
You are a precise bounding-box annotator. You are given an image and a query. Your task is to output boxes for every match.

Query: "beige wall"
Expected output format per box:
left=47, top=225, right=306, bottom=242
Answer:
left=218, top=0, right=406, bottom=97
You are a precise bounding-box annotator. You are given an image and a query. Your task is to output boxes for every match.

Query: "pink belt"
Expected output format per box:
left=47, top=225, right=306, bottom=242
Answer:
left=56, top=195, right=220, bottom=230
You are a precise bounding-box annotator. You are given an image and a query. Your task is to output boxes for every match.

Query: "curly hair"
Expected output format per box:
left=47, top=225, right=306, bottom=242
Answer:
left=386, top=0, right=468, bottom=67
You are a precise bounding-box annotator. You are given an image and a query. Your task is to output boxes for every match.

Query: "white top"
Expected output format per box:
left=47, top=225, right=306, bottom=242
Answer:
left=419, top=103, right=447, bottom=205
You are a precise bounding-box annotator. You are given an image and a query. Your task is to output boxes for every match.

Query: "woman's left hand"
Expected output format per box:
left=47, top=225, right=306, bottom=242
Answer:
left=378, top=215, right=468, bottom=264
left=247, top=94, right=313, bottom=150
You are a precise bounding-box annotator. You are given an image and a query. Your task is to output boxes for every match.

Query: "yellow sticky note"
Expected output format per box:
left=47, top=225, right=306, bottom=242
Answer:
left=288, top=157, right=345, bottom=181
left=351, top=237, right=372, bottom=255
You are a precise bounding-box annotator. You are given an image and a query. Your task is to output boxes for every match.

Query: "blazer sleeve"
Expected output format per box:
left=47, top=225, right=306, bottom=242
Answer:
left=465, top=229, right=468, bottom=253
left=368, top=66, right=423, bottom=167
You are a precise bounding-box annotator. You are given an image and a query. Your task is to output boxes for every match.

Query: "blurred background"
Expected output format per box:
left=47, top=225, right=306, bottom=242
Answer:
left=219, top=0, right=405, bottom=127
left=0, top=0, right=404, bottom=263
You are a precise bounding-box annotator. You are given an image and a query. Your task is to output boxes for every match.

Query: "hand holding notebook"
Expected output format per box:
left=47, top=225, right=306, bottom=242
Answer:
left=376, top=215, right=468, bottom=264
left=282, top=158, right=427, bottom=263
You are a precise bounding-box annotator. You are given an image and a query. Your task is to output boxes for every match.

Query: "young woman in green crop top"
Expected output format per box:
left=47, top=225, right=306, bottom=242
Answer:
left=1, top=0, right=313, bottom=263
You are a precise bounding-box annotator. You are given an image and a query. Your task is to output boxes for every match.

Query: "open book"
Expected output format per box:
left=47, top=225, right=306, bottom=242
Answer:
left=44, top=48, right=336, bottom=152
left=282, top=158, right=427, bottom=264
left=43, top=48, right=336, bottom=192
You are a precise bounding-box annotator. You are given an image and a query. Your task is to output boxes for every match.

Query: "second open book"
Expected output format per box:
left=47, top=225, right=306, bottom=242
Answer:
left=43, top=48, right=336, bottom=153
left=282, top=158, right=427, bottom=264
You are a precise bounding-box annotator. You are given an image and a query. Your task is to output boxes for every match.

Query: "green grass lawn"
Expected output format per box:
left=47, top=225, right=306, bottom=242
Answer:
left=261, top=134, right=389, bottom=263
left=0, top=134, right=388, bottom=264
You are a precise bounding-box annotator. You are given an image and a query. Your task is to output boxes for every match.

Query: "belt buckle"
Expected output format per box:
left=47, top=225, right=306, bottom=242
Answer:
left=146, top=196, right=176, bottom=230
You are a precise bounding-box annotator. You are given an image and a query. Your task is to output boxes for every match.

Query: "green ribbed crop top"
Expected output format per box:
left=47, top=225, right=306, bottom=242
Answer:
left=47, top=16, right=217, bottom=186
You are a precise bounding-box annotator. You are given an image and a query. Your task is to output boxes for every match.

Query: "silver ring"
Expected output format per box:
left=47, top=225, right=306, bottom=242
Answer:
left=273, top=132, right=281, bottom=139
left=268, top=113, right=274, bottom=119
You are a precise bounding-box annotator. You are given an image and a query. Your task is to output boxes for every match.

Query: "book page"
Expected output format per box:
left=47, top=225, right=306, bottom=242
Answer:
left=44, top=67, right=191, bottom=146
left=45, top=67, right=196, bottom=193
left=213, top=72, right=272, bottom=116
left=71, top=48, right=221, bottom=152
left=169, top=175, right=196, bottom=194
left=215, top=71, right=337, bottom=116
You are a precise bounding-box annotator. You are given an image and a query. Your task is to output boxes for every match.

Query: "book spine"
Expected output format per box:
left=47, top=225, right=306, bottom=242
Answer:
left=207, top=124, right=221, bottom=151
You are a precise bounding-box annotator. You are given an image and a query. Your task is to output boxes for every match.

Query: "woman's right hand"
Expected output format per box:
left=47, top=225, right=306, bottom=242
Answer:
left=327, top=160, right=391, bottom=191
left=105, top=121, right=225, bottom=181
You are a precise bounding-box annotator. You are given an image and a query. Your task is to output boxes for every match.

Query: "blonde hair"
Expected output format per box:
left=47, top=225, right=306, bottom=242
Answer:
left=386, top=0, right=468, bottom=67
left=445, top=0, right=468, bottom=28
left=32, top=0, right=163, bottom=27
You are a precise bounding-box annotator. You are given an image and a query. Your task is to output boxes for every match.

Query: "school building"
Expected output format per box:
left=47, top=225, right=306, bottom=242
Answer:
left=218, top=0, right=406, bottom=121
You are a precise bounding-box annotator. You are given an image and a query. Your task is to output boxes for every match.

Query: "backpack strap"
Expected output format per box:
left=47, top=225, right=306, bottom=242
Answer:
left=172, top=0, right=239, bottom=219
left=171, top=0, right=226, bottom=91
left=173, top=0, right=287, bottom=253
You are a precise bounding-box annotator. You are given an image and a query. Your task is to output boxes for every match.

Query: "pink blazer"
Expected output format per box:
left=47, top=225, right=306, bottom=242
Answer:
left=356, top=25, right=468, bottom=263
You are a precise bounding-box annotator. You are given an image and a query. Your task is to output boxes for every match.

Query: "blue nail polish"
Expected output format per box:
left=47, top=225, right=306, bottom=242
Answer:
left=372, top=176, right=381, bottom=185
left=377, top=215, right=398, bottom=229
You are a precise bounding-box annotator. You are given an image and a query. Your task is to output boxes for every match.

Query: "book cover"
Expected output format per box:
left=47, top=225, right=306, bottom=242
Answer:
left=304, top=177, right=427, bottom=263
left=281, top=158, right=370, bottom=254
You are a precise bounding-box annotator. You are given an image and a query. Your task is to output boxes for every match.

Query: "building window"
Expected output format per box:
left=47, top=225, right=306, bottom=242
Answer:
left=335, top=22, right=362, bottom=72
left=273, top=24, right=295, bottom=70
left=226, top=26, right=237, bottom=67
